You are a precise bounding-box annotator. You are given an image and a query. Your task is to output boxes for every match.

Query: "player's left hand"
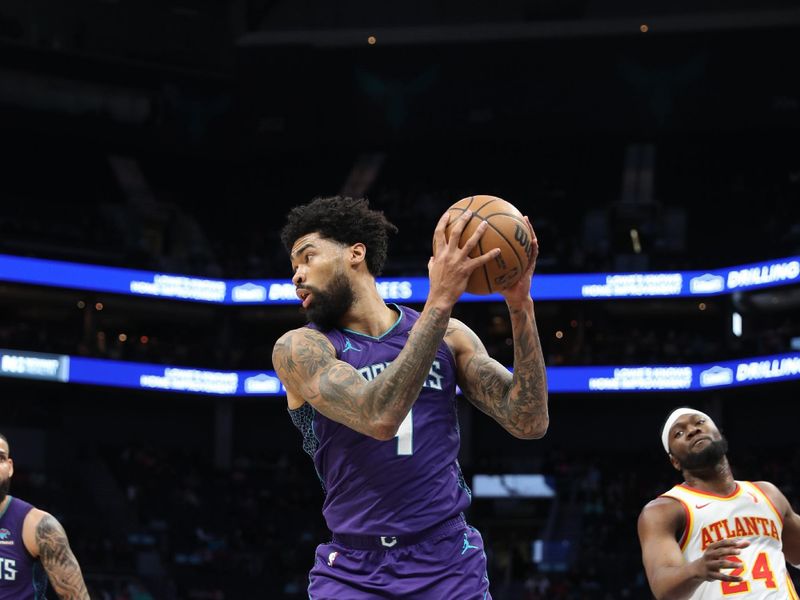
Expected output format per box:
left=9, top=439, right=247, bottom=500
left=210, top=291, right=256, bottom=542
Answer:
left=500, top=216, right=538, bottom=306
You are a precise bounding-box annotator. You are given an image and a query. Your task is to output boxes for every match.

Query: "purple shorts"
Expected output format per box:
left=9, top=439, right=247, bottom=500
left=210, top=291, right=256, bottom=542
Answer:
left=308, top=518, right=491, bottom=599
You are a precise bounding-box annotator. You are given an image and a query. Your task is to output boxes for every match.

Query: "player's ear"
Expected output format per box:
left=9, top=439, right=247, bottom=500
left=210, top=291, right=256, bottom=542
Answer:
left=669, top=454, right=681, bottom=472
left=348, top=243, right=367, bottom=266
left=7, top=458, right=13, bottom=478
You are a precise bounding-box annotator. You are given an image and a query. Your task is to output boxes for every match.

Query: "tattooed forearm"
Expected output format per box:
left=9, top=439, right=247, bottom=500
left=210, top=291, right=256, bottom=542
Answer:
left=317, top=306, right=449, bottom=438
left=273, top=306, right=451, bottom=439
left=505, top=301, right=549, bottom=437
left=36, top=515, right=90, bottom=600
left=457, top=301, right=548, bottom=439
left=350, top=306, right=450, bottom=434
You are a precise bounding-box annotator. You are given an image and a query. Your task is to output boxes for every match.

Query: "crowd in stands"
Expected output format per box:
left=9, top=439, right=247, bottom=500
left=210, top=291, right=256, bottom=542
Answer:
left=8, top=457, right=152, bottom=599
left=1, top=297, right=797, bottom=372
left=105, top=445, right=326, bottom=599
left=1, top=140, right=798, bottom=282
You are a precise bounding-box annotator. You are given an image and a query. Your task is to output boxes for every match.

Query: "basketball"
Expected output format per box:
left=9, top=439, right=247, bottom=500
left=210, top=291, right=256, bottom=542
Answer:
left=441, top=195, right=534, bottom=295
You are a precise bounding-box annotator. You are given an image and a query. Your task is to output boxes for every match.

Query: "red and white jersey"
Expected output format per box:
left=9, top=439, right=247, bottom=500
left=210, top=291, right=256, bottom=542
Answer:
left=661, top=480, right=799, bottom=600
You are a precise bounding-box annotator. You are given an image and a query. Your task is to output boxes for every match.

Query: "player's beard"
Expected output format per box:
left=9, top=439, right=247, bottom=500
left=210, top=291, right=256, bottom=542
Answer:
left=0, top=477, right=9, bottom=505
left=304, top=269, right=355, bottom=331
left=680, top=436, right=729, bottom=470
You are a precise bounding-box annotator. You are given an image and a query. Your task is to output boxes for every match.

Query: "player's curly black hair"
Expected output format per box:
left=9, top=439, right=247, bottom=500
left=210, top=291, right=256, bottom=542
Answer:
left=280, top=196, right=399, bottom=276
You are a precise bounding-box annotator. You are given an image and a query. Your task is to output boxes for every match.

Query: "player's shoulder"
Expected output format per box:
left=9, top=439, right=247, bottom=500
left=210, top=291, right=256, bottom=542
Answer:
left=749, top=480, right=780, bottom=494
left=22, top=507, right=49, bottom=531
left=748, top=480, right=788, bottom=511
left=443, top=317, right=482, bottom=357
left=639, top=494, right=686, bottom=528
left=22, top=509, right=70, bottom=558
left=272, top=327, right=338, bottom=388
left=642, top=494, right=686, bottom=514
left=21, top=507, right=48, bottom=550
left=273, top=326, right=335, bottom=356
left=444, top=316, right=479, bottom=341
left=447, top=316, right=468, bottom=330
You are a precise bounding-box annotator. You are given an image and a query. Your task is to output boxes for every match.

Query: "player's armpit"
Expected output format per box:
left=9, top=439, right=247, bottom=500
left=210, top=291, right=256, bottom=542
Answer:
left=33, top=514, right=90, bottom=600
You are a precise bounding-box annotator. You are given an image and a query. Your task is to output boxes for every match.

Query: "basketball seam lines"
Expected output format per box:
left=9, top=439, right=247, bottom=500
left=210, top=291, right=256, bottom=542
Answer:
left=477, top=237, right=491, bottom=293
left=478, top=212, right=527, bottom=227
left=472, top=197, right=496, bottom=213
left=477, top=216, right=526, bottom=279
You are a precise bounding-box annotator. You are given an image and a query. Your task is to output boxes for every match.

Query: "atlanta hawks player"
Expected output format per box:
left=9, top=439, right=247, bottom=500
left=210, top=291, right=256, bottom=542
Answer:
left=638, top=408, right=800, bottom=599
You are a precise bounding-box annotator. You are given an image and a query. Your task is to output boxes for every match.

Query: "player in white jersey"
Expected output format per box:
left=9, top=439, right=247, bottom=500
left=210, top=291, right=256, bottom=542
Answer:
left=638, top=407, right=800, bottom=600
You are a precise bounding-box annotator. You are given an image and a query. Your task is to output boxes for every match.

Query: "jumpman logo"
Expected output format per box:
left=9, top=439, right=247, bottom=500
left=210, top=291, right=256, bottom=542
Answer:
left=461, top=533, right=479, bottom=555
left=342, top=338, right=362, bottom=353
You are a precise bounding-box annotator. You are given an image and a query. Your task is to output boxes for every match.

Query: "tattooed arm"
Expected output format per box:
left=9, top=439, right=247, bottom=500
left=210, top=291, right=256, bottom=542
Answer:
left=447, top=306, right=548, bottom=439
left=447, top=216, right=548, bottom=439
left=22, top=509, right=90, bottom=600
left=274, top=305, right=451, bottom=440
left=273, top=209, right=500, bottom=440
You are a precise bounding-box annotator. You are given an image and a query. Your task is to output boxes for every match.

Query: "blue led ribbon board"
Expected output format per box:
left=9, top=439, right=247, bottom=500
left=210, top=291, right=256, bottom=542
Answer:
left=2, top=348, right=797, bottom=396
left=0, top=254, right=797, bottom=304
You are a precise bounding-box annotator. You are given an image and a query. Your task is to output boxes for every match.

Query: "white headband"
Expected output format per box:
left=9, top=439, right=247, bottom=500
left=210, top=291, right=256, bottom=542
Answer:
left=661, top=408, right=712, bottom=454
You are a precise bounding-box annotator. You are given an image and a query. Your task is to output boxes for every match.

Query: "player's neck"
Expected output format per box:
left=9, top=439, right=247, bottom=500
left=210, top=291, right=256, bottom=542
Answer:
left=339, top=282, right=398, bottom=338
left=682, top=457, right=736, bottom=495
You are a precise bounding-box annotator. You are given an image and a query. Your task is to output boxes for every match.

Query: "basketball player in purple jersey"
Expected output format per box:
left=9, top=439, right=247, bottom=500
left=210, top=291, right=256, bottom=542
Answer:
left=0, top=434, right=90, bottom=600
left=272, top=196, right=549, bottom=599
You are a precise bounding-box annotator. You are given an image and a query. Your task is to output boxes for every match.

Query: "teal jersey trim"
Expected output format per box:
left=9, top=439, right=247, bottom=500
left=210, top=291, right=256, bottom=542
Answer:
left=0, top=496, right=12, bottom=520
left=342, top=303, right=404, bottom=341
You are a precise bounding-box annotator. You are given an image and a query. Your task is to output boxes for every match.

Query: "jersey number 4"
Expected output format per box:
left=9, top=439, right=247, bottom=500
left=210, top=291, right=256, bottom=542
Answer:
left=395, top=409, right=413, bottom=455
left=720, top=551, right=777, bottom=595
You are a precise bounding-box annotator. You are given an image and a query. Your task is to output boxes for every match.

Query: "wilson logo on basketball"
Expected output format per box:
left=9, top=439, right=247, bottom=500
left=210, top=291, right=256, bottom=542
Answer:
left=494, top=268, right=520, bottom=288
left=514, top=224, right=533, bottom=260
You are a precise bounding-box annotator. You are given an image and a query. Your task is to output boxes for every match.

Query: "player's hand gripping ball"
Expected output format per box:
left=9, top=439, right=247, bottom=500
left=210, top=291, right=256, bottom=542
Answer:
left=434, top=195, right=535, bottom=295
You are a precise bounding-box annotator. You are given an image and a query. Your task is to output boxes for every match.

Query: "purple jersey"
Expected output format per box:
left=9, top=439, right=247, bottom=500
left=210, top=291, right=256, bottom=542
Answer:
left=0, top=497, right=48, bottom=599
left=290, top=304, right=471, bottom=536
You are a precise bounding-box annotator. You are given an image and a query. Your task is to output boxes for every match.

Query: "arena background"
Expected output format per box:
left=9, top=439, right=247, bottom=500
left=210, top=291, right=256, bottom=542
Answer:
left=0, top=1, right=799, bottom=598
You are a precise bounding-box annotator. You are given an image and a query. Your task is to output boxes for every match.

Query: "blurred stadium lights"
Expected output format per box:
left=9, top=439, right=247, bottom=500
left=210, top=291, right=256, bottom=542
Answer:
left=732, top=311, right=743, bottom=337
left=237, top=7, right=800, bottom=47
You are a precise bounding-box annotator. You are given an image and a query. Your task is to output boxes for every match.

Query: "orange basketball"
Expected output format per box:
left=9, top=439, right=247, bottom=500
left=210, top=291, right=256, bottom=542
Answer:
left=440, top=195, right=534, bottom=295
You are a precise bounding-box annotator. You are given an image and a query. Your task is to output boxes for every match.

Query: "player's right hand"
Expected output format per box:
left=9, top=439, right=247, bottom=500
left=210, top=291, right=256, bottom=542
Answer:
left=428, top=209, right=500, bottom=307
left=692, top=539, right=750, bottom=582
